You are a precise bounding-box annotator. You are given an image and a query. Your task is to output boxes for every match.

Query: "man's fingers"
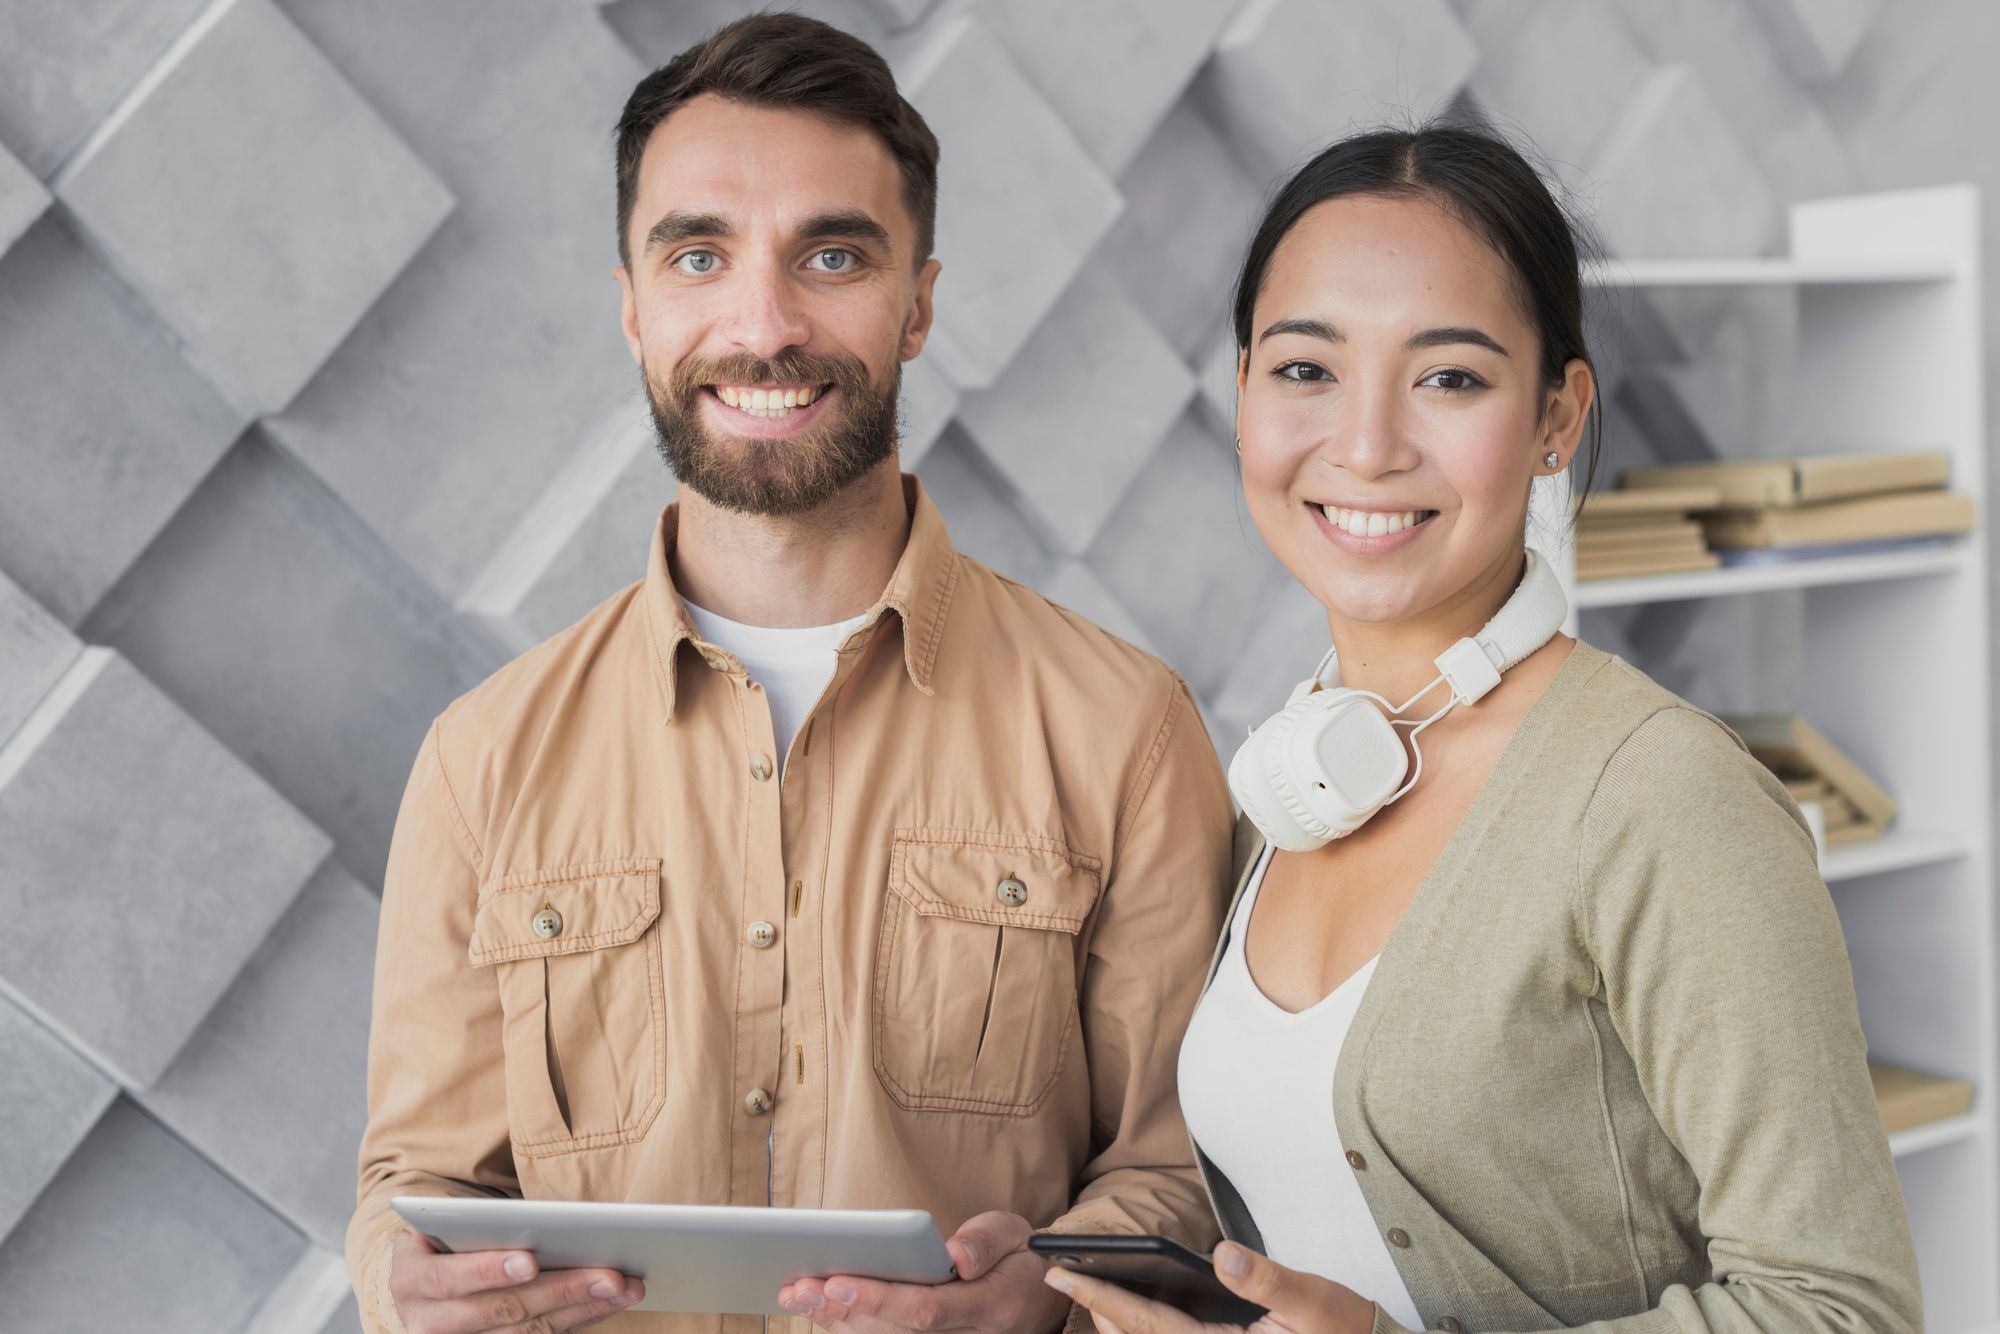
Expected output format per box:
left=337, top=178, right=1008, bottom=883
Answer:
left=815, top=1274, right=974, bottom=1331
left=946, top=1211, right=1035, bottom=1281
left=427, top=1268, right=639, bottom=1334
left=392, top=1228, right=540, bottom=1304
left=504, top=1280, right=648, bottom=1332
left=1043, top=1268, right=1191, bottom=1334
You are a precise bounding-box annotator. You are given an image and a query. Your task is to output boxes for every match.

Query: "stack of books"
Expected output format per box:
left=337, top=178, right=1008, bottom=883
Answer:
left=1721, top=713, right=1897, bottom=851
left=1617, top=451, right=1973, bottom=560
left=1871, top=1061, right=1975, bottom=1136
left=1572, top=485, right=1722, bottom=582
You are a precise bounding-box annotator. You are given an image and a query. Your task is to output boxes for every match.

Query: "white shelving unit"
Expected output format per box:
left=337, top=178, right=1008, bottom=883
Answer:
left=1560, top=185, right=1995, bottom=1329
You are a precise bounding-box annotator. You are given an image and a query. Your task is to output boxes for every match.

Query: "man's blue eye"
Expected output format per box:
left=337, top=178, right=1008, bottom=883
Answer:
left=815, top=250, right=853, bottom=271
left=679, top=252, right=717, bottom=274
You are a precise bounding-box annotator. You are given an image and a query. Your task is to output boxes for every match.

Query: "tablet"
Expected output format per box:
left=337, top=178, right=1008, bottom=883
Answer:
left=392, top=1197, right=957, bottom=1316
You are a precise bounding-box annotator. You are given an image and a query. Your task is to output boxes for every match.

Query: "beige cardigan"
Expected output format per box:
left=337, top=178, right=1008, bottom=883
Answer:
left=1192, top=640, right=1922, bottom=1332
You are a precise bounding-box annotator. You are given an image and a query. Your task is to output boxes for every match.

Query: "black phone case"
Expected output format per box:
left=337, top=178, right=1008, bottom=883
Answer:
left=1029, top=1235, right=1267, bottom=1325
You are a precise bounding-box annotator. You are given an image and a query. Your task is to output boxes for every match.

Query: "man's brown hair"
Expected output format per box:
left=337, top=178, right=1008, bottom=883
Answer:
left=614, top=11, right=941, bottom=269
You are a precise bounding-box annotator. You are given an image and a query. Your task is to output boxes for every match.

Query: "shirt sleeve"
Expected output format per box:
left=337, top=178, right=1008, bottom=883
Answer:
left=345, top=717, right=519, bottom=1334
left=1044, top=670, right=1235, bottom=1251
left=1532, top=705, right=1920, bottom=1333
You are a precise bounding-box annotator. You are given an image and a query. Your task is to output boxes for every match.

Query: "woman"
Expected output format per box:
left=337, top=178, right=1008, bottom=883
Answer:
left=1047, top=124, right=1922, bottom=1333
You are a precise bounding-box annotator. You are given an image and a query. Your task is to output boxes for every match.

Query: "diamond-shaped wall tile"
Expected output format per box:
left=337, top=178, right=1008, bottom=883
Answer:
left=899, top=354, right=960, bottom=467
left=0, top=1098, right=306, bottom=1331
left=0, top=995, right=115, bottom=1244
left=1101, top=100, right=1262, bottom=362
left=80, top=435, right=496, bottom=886
left=958, top=271, right=1194, bottom=555
left=463, top=396, right=676, bottom=653
left=1198, top=0, right=1479, bottom=184
left=0, top=218, right=249, bottom=625
left=54, top=0, right=454, bottom=415
left=0, top=0, right=211, bottom=176
left=1083, top=410, right=1291, bottom=697
left=1462, top=0, right=1652, bottom=177
left=0, top=139, right=48, bottom=256
left=140, top=859, right=379, bottom=1248
left=974, top=0, right=1242, bottom=177
left=1209, top=577, right=1332, bottom=742
left=0, top=570, right=79, bottom=750
left=263, top=0, right=645, bottom=604
left=899, top=16, right=1124, bottom=388
left=1744, top=0, right=1880, bottom=82
left=0, top=649, right=331, bottom=1088
left=914, top=425, right=1056, bottom=588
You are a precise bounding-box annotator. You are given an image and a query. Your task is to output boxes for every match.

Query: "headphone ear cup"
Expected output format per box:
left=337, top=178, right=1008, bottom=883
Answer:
left=1228, top=695, right=1336, bottom=852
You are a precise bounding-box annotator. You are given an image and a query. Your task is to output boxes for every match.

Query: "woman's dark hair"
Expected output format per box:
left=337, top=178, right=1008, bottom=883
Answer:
left=614, top=11, right=939, bottom=270
left=1230, top=120, right=1603, bottom=505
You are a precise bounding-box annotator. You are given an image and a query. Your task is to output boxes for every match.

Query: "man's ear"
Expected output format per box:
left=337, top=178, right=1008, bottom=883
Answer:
left=900, top=257, right=942, bottom=361
left=615, top=264, right=643, bottom=365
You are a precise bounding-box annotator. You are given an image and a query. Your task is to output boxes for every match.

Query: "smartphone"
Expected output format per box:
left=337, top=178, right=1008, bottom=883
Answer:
left=1028, top=1235, right=1267, bottom=1325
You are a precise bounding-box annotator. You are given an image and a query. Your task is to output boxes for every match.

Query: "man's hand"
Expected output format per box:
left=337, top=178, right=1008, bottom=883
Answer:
left=1042, top=1240, right=1374, bottom=1334
left=777, top=1211, right=1069, bottom=1334
left=388, top=1225, right=645, bottom=1333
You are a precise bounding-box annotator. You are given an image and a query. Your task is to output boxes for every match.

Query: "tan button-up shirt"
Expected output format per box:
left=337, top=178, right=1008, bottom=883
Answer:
left=348, top=476, right=1235, bottom=1333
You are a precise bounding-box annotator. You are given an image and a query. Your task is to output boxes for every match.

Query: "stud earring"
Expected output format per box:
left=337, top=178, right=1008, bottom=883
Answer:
left=1235, top=437, right=1244, bottom=455
left=1543, top=450, right=1562, bottom=470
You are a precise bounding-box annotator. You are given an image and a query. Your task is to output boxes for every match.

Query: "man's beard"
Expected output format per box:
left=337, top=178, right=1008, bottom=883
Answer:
left=646, top=346, right=901, bottom=517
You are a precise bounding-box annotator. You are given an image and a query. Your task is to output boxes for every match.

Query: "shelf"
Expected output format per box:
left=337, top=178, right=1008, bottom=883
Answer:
left=1572, top=542, right=1968, bottom=608
left=1583, top=256, right=1958, bottom=288
left=1888, top=1113, right=1983, bottom=1159
left=1823, top=828, right=1968, bottom=883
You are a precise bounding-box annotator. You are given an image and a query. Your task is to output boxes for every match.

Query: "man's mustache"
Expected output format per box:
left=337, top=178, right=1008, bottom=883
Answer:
left=667, top=350, right=874, bottom=406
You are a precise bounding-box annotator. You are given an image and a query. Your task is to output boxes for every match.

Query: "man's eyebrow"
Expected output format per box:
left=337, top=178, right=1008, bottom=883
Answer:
left=644, top=211, right=731, bottom=252
left=796, top=210, right=891, bottom=248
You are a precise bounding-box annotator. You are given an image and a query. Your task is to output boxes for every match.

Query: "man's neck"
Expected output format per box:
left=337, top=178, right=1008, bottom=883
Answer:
left=669, top=460, right=911, bottom=628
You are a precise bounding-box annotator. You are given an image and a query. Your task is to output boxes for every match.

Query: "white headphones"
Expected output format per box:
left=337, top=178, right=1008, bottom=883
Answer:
left=1227, top=549, right=1569, bottom=852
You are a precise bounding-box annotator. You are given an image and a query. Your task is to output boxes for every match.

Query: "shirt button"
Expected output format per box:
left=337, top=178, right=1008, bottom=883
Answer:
left=750, top=753, right=773, bottom=782
left=1387, top=1227, right=1411, bottom=1249
left=996, top=876, right=1028, bottom=907
left=1440, top=1319, right=1463, bottom=1333
left=701, top=649, right=728, bottom=671
left=746, top=920, right=777, bottom=949
left=1345, top=1149, right=1366, bottom=1171
left=743, top=1088, right=773, bottom=1116
left=531, top=907, right=563, bottom=939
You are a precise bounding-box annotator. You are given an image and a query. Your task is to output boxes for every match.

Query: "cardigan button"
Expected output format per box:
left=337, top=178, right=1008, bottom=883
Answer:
left=1345, top=1149, right=1366, bottom=1171
left=1440, top=1320, right=1462, bottom=1332
left=1386, top=1227, right=1411, bottom=1249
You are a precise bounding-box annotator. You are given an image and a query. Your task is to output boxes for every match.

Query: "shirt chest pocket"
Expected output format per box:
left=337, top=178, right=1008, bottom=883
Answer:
left=872, top=831, right=1102, bottom=1116
left=469, top=858, right=667, bottom=1157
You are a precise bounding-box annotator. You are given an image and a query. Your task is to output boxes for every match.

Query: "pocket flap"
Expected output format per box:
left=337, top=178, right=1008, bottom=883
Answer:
left=468, top=857, right=663, bottom=966
left=891, top=831, right=1101, bottom=933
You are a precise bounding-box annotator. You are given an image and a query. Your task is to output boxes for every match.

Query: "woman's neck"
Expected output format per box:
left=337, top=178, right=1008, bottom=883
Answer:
left=1324, top=549, right=1530, bottom=713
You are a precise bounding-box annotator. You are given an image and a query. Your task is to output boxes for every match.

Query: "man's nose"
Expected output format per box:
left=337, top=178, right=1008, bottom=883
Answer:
left=722, top=259, right=812, bottom=362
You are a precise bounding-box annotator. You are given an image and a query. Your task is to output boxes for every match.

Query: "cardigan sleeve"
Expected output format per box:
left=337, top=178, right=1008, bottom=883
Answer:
left=1554, top=704, right=1921, bottom=1333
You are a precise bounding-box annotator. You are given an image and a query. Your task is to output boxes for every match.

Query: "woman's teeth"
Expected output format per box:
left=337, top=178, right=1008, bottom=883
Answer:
left=1318, top=504, right=1434, bottom=538
left=714, top=385, right=824, bottom=418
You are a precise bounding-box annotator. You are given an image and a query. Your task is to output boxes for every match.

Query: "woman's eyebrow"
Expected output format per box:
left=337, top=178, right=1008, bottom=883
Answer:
left=1405, top=326, right=1511, bottom=357
left=1256, top=319, right=1511, bottom=359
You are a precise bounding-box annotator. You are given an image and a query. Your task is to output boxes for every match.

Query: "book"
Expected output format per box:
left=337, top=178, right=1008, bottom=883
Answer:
left=1701, top=490, right=1975, bottom=550
left=1577, top=485, right=1723, bottom=520
left=1619, top=451, right=1951, bottom=509
left=1721, top=714, right=1897, bottom=841
left=1575, top=550, right=1721, bottom=582
left=1871, top=1061, right=1975, bottom=1135
left=1575, top=529, right=1710, bottom=559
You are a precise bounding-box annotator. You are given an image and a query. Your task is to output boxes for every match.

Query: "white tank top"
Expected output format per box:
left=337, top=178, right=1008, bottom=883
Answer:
left=1177, top=844, right=1423, bottom=1329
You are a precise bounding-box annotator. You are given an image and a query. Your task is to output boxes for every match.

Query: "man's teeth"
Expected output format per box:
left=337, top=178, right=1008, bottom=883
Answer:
left=714, top=385, right=824, bottom=417
left=1318, top=504, right=1433, bottom=537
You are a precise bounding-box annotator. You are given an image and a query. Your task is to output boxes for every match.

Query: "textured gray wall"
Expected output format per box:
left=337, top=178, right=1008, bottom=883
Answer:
left=1, top=1, right=1994, bottom=1329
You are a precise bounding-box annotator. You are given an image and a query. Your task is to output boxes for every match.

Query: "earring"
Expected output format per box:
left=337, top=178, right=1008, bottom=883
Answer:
left=1543, top=450, right=1561, bottom=470
left=1235, top=437, right=1244, bottom=455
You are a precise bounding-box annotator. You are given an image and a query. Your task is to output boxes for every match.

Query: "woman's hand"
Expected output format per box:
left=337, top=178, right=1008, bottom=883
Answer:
left=1043, top=1242, right=1375, bottom=1334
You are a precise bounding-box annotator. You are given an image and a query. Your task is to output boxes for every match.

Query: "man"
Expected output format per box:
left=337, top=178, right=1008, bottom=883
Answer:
left=347, top=13, right=1234, bottom=1334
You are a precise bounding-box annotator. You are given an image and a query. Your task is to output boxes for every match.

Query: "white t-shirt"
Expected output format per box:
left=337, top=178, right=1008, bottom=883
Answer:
left=681, top=599, right=873, bottom=769
left=1177, top=843, right=1424, bottom=1329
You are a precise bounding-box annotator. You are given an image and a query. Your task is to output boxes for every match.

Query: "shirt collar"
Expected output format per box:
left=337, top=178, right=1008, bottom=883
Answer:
left=643, top=473, right=959, bottom=723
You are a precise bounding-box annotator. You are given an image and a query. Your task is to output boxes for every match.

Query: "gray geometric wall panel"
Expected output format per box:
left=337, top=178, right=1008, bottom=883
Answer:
left=54, top=0, right=454, bottom=416
left=0, top=0, right=1989, bottom=1327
